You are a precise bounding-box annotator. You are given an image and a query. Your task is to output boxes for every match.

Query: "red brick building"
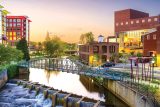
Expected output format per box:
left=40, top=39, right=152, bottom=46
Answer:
left=115, top=9, right=160, bottom=52
left=5, top=16, right=31, bottom=46
left=143, top=25, right=160, bottom=66
left=79, top=42, right=119, bottom=66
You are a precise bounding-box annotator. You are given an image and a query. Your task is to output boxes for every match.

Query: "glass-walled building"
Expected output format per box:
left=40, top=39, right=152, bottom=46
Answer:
left=118, top=29, right=157, bottom=52
left=115, top=9, right=160, bottom=53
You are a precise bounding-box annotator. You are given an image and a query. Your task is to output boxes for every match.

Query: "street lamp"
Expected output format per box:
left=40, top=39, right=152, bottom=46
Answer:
left=151, top=54, right=155, bottom=80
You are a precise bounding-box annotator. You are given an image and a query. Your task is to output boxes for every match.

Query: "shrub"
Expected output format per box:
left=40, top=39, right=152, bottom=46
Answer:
left=7, top=64, right=18, bottom=79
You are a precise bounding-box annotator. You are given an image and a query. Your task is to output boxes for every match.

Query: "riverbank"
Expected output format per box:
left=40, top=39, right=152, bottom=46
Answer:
left=0, top=70, right=8, bottom=89
left=111, top=66, right=160, bottom=107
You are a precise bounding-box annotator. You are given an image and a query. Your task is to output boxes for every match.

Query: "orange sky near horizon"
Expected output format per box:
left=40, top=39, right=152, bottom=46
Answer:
left=1, top=0, right=115, bottom=43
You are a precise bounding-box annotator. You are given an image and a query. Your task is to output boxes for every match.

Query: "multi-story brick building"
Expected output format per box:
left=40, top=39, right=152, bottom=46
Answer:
left=115, top=9, right=160, bottom=53
left=79, top=42, right=119, bottom=66
left=0, top=6, right=9, bottom=44
left=5, top=16, right=31, bottom=46
left=143, top=25, right=160, bottom=66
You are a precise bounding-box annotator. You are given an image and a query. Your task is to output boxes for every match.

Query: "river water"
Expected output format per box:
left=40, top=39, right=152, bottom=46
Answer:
left=0, top=58, right=129, bottom=107
left=17, top=68, right=129, bottom=107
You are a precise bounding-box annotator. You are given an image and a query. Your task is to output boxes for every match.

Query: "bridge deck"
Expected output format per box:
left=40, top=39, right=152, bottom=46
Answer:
left=18, top=58, right=130, bottom=81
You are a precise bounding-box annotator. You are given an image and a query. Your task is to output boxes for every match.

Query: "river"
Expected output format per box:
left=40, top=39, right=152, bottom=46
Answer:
left=17, top=67, right=129, bottom=107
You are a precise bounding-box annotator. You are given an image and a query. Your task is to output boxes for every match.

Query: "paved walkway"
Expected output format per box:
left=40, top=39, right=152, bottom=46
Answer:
left=111, top=63, right=160, bottom=88
left=112, top=63, right=160, bottom=78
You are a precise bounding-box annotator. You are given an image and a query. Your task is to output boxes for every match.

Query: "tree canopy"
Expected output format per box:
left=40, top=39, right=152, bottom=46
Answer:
left=0, top=44, right=23, bottom=65
left=16, top=38, right=30, bottom=61
left=43, top=35, right=64, bottom=58
left=80, top=32, right=94, bottom=44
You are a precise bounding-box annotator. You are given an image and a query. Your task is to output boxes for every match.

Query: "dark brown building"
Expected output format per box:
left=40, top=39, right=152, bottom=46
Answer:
left=115, top=9, right=160, bottom=52
left=79, top=42, right=119, bottom=66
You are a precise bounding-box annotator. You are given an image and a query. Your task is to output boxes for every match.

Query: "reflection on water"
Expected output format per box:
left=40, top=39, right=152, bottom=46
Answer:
left=29, top=68, right=104, bottom=101
left=19, top=68, right=129, bottom=107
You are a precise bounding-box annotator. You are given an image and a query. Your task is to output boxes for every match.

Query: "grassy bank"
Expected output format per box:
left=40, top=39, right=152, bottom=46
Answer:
left=0, top=64, right=19, bottom=79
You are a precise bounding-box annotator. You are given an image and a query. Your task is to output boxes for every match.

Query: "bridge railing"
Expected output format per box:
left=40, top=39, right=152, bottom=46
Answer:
left=18, top=58, right=132, bottom=81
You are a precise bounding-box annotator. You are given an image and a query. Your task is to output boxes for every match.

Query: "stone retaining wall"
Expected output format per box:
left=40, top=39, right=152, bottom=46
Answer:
left=0, top=69, right=8, bottom=89
left=103, top=79, right=153, bottom=107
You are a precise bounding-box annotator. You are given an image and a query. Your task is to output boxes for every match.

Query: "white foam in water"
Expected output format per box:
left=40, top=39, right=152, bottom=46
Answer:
left=0, top=83, right=53, bottom=107
left=36, top=93, right=44, bottom=99
left=34, top=94, right=52, bottom=107
left=42, top=98, right=52, bottom=107
left=34, top=93, right=45, bottom=106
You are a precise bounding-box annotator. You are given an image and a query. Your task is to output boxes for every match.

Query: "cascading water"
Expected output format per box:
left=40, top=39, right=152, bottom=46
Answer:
left=0, top=83, right=52, bottom=107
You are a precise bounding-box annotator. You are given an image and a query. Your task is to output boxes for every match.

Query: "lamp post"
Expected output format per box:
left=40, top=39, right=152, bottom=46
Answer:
left=151, top=54, right=155, bottom=81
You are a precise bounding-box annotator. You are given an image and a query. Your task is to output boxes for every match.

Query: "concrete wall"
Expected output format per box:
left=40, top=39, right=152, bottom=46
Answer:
left=103, top=79, right=153, bottom=107
left=0, top=69, right=8, bottom=89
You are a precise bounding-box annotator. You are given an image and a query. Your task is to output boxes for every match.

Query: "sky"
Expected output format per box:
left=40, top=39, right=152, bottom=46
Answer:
left=1, top=0, right=160, bottom=43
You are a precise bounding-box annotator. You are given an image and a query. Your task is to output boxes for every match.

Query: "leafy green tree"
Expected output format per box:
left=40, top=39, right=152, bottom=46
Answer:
left=119, top=50, right=129, bottom=68
left=44, top=35, right=64, bottom=58
left=16, top=38, right=30, bottom=61
left=80, top=32, right=94, bottom=44
left=63, top=43, right=77, bottom=51
left=137, top=52, right=142, bottom=57
left=37, top=42, right=43, bottom=52
left=118, top=53, right=123, bottom=58
left=110, top=53, right=118, bottom=63
left=130, top=51, right=135, bottom=57
left=0, top=44, right=23, bottom=65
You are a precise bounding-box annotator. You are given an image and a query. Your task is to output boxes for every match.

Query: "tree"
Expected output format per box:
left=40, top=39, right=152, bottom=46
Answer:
left=80, top=32, right=94, bottom=44
left=16, top=38, right=30, bottom=61
left=35, top=42, right=43, bottom=54
left=137, top=52, right=142, bottom=57
left=120, top=50, right=129, bottom=68
left=43, top=35, right=64, bottom=58
left=130, top=51, right=135, bottom=57
left=110, top=53, right=118, bottom=63
left=0, top=44, right=23, bottom=65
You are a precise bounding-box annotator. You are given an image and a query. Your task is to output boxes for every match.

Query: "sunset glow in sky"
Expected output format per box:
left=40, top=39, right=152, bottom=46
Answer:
left=1, top=0, right=160, bottom=43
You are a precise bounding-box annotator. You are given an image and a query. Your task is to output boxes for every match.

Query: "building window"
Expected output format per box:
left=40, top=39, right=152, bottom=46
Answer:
left=142, top=19, right=145, bottom=23
left=148, top=19, right=151, bottom=22
left=102, top=46, right=107, bottom=53
left=131, top=21, right=134, bottom=24
left=17, top=19, right=21, bottom=22
left=13, top=19, right=16, bottom=22
left=136, top=20, right=139, bottom=23
left=153, top=34, right=156, bottom=40
left=109, top=46, right=115, bottom=53
left=116, top=23, right=119, bottom=26
left=9, top=19, right=12, bottom=22
left=17, top=28, right=21, bottom=30
left=17, top=23, right=21, bottom=27
left=126, top=22, right=128, bottom=25
left=17, top=32, right=20, bottom=35
left=121, top=22, right=123, bottom=25
left=13, top=23, right=16, bottom=27
left=93, top=46, right=99, bottom=53
left=109, top=46, right=112, bottom=53
left=147, top=35, right=150, bottom=40
left=9, top=23, right=12, bottom=27
left=154, top=18, right=158, bottom=21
